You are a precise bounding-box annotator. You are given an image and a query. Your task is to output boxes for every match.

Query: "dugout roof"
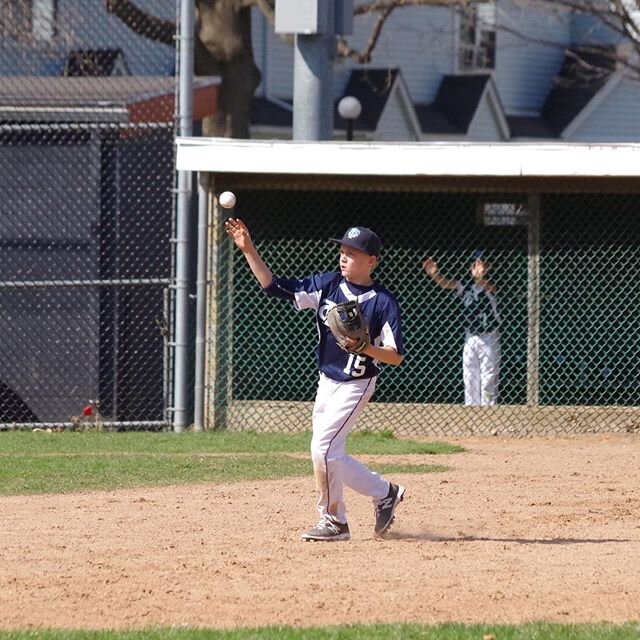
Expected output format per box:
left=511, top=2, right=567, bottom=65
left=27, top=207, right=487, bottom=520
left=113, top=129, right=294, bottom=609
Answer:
left=176, top=138, right=640, bottom=179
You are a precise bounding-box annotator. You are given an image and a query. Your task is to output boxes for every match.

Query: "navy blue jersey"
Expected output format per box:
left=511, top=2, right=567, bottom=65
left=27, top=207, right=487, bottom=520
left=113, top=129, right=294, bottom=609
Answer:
left=266, top=272, right=403, bottom=382
left=454, top=280, right=501, bottom=336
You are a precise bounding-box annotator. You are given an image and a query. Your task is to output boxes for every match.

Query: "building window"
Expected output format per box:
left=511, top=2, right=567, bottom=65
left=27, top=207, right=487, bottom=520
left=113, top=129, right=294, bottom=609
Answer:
left=32, top=0, right=57, bottom=41
left=1, top=0, right=57, bottom=42
left=459, top=2, right=496, bottom=72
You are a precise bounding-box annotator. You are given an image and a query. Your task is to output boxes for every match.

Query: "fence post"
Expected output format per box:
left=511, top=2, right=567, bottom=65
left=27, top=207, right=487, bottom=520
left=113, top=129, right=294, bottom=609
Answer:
left=204, top=184, right=233, bottom=430
left=527, top=193, right=541, bottom=406
left=172, top=0, right=195, bottom=432
left=193, top=172, right=211, bottom=431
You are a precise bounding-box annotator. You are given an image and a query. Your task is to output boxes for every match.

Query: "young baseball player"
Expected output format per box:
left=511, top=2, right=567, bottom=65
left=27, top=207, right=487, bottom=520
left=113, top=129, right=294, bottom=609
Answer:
left=225, top=218, right=405, bottom=541
left=423, top=254, right=501, bottom=406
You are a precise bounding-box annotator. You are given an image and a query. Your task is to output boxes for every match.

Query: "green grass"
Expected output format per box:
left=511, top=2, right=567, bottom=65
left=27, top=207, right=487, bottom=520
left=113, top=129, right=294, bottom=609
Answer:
left=0, top=452, right=313, bottom=495
left=0, top=430, right=458, bottom=496
left=0, top=430, right=462, bottom=455
left=1, top=623, right=639, bottom=639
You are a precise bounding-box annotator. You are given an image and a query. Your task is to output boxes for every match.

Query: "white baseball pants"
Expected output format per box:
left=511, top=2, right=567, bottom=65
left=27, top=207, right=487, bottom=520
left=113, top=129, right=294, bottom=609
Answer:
left=463, top=330, right=500, bottom=405
left=310, top=373, right=390, bottom=525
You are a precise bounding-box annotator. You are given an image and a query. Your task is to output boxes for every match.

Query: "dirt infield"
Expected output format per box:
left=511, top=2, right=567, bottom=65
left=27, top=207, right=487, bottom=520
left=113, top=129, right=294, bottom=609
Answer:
left=1, top=434, right=639, bottom=630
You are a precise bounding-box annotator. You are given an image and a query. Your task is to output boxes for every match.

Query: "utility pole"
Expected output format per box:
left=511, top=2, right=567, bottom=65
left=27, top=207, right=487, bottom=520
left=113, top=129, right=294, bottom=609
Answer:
left=276, top=1, right=353, bottom=141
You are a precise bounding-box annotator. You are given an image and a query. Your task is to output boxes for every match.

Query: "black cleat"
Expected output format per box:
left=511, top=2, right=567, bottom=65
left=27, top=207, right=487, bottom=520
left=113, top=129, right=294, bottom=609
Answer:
left=374, top=483, right=405, bottom=536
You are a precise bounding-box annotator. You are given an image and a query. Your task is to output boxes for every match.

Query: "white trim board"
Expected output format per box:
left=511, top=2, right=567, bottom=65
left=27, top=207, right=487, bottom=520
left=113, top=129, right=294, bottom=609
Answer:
left=176, top=137, right=640, bottom=177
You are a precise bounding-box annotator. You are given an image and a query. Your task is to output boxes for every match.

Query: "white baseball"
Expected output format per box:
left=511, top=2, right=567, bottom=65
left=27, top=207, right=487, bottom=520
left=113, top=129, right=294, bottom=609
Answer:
left=219, top=191, right=236, bottom=209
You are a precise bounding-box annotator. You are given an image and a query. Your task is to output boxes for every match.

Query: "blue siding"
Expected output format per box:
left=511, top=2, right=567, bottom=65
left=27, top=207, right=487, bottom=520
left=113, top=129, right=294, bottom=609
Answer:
left=571, top=12, right=622, bottom=46
left=0, top=43, right=64, bottom=76
left=375, top=90, right=417, bottom=141
left=254, top=5, right=455, bottom=103
left=264, top=24, right=295, bottom=98
left=495, top=1, right=570, bottom=114
left=251, top=7, right=268, bottom=95
left=468, top=94, right=504, bottom=140
left=0, top=0, right=175, bottom=76
left=341, top=6, right=455, bottom=104
left=567, top=78, right=640, bottom=141
left=256, top=1, right=576, bottom=116
left=60, top=0, right=175, bottom=75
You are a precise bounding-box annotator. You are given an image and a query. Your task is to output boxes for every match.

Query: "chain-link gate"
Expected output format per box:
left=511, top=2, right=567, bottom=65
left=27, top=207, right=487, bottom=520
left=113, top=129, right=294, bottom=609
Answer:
left=205, top=178, right=640, bottom=437
left=0, top=1, right=179, bottom=428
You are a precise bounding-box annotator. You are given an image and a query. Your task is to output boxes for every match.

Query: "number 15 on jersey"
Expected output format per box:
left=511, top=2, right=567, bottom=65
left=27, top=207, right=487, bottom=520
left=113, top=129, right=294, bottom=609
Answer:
left=344, top=353, right=366, bottom=377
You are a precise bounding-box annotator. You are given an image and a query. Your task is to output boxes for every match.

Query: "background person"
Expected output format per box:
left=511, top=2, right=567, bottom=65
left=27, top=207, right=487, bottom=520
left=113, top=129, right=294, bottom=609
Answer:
left=423, top=253, right=501, bottom=406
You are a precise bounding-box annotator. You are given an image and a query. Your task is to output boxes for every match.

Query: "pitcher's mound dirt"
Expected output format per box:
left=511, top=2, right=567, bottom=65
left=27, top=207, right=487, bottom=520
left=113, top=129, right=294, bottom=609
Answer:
left=1, top=434, right=639, bottom=629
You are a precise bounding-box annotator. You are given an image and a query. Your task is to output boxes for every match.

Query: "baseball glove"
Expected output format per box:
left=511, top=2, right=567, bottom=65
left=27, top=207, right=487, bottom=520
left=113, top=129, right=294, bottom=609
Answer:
left=326, top=300, right=370, bottom=354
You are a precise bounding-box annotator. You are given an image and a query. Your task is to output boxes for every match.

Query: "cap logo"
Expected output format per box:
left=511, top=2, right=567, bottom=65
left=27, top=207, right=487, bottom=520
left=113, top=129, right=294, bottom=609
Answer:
left=347, top=228, right=360, bottom=239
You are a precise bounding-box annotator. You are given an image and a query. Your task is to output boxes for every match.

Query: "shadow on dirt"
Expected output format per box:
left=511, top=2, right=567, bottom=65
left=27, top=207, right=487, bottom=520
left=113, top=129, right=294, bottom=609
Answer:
left=384, top=530, right=634, bottom=544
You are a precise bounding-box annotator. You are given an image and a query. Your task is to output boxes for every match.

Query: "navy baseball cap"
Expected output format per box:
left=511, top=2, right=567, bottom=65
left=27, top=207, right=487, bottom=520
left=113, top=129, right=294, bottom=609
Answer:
left=329, top=227, right=381, bottom=257
left=470, top=249, right=493, bottom=263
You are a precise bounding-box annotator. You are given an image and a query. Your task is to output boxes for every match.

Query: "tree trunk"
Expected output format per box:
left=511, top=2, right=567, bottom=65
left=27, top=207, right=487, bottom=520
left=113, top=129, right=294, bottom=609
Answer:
left=196, top=1, right=261, bottom=137
left=106, top=0, right=261, bottom=138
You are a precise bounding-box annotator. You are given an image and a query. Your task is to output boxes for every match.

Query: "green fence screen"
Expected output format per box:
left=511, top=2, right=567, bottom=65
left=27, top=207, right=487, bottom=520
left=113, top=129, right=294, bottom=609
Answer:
left=205, top=179, right=640, bottom=437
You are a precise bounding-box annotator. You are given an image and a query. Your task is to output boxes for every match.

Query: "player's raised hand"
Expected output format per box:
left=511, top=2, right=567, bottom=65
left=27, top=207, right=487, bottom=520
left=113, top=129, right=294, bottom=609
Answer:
left=471, top=257, right=488, bottom=280
left=422, top=257, right=438, bottom=277
left=225, top=218, right=254, bottom=253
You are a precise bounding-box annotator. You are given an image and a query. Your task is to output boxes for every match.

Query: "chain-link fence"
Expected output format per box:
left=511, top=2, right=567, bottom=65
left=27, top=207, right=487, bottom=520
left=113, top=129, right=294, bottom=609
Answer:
left=0, top=0, right=180, bottom=428
left=205, top=177, right=640, bottom=437
left=4, top=3, right=640, bottom=436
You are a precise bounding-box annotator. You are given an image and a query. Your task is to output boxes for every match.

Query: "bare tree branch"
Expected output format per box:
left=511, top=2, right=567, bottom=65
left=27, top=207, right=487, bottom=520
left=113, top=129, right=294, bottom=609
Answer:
left=338, top=6, right=396, bottom=63
left=612, top=0, right=640, bottom=40
left=240, top=0, right=472, bottom=17
left=501, top=3, right=640, bottom=78
left=530, top=0, right=639, bottom=44
left=354, top=0, right=471, bottom=15
left=239, top=0, right=275, bottom=20
left=243, top=0, right=640, bottom=78
left=105, top=0, right=175, bottom=45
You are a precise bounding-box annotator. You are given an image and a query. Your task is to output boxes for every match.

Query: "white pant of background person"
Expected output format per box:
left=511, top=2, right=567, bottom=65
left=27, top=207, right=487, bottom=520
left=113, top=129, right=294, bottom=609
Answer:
left=462, top=330, right=500, bottom=405
left=310, top=373, right=389, bottom=524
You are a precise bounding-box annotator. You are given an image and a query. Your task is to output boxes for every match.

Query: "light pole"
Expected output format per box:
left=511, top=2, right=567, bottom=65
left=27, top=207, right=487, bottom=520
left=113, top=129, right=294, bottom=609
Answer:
left=338, top=95, right=361, bottom=141
left=275, top=0, right=354, bottom=141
